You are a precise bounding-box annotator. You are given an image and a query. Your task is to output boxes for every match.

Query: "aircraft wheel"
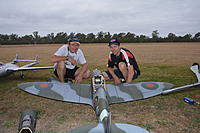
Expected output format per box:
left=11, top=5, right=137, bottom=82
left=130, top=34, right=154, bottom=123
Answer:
left=20, top=74, right=25, bottom=79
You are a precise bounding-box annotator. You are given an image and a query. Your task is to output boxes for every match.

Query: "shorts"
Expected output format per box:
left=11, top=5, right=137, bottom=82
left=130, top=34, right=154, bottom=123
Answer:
left=105, top=69, right=139, bottom=80
left=54, top=66, right=79, bottom=80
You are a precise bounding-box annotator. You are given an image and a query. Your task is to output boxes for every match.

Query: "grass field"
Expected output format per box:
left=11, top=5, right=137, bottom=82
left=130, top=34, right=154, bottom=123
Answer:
left=0, top=42, right=200, bottom=133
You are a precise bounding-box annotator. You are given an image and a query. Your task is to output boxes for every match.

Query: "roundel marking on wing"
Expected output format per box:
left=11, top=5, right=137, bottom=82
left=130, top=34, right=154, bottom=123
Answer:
left=141, top=82, right=159, bottom=90
left=35, top=83, right=53, bottom=90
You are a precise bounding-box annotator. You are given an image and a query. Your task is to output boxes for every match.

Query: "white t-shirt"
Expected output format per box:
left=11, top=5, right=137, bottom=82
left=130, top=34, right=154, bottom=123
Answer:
left=54, top=45, right=86, bottom=69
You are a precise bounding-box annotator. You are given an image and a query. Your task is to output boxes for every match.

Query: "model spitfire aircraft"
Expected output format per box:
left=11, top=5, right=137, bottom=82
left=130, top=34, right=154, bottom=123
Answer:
left=0, top=54, right=54, bottom=78
left=18, top=63, right=200, bottom=133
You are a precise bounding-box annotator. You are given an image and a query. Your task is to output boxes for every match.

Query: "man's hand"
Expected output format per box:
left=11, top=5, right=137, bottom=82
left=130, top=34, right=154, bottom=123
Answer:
left=114, top=77, right=121, bottom=84
left=75, top=74, right=83, bottom=84
left=67, top=57, right=78, bottom=65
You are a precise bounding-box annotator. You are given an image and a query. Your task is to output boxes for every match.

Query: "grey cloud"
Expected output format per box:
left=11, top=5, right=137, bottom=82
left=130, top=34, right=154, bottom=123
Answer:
left=0, top=0, right=199, bottom=36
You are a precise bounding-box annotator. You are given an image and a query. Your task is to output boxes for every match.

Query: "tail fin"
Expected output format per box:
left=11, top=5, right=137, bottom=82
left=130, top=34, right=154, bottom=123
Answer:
left=190, top=63, right=200, bottom=83
left=12, top=54, right=19, bottom=64
left=102, top=112, right=111, bottom=133
left=34, top=55, right=39, bottom=63
left=15, top=53, right=19, bottom=60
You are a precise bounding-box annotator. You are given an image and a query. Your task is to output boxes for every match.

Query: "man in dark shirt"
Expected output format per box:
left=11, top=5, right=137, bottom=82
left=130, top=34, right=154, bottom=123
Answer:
left=103, top=39, right=140, bottom=84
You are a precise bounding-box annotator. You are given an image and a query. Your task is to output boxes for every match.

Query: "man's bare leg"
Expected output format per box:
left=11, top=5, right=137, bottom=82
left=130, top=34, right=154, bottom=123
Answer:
left=102, top=72, right=110, bottom=80
left=83, top=69, right=91, bottom=78
left=75, top=67, right=90, bottom=78
left=118, top=62, right=128, bottom=80
left=56, top=61, right=66, bottom=82
left=74, top=67, right=90, bottom=83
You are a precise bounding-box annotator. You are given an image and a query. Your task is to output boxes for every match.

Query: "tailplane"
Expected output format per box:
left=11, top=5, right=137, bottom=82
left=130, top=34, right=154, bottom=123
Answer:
left=12, top=54, right=39, bottom=63
left=68, top=123, right=149, bottom=133
left=69, top=112, right=149, bottom=133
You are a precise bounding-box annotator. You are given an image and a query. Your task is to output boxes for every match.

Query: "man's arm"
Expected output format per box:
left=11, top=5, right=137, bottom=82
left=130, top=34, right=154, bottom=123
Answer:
left=126, top=65, right=134, bottom=83
left=51, top=55, right=66, bottom=63
left=78, top=63, right=88, bottom=76
left=108, top=67, right=121, bottom=84
left=52, top=55, right=77, bottom=65
left=75, top=63, right=88, bottom=83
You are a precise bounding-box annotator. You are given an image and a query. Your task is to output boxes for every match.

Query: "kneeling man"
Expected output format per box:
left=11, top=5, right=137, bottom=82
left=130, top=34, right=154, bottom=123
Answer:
left=103, top=39, right=140, bottom=84
left=52, top=37, right=90, bottom=83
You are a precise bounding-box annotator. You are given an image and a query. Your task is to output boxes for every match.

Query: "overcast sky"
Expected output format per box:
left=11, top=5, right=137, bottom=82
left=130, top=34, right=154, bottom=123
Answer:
left=0, top=0, right=199, bottom=37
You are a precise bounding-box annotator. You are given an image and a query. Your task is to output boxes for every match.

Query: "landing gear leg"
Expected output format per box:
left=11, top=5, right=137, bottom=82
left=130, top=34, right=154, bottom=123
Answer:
left=20, top=72, right=24, bottom=79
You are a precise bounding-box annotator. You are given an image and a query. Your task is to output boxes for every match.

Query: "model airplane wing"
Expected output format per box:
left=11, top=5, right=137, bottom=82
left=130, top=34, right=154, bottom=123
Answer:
left=18, top=82, right=93, bottom=106
left=6, top=66, right=54, bottom=72
left=107, top=82, right=173, bottom=104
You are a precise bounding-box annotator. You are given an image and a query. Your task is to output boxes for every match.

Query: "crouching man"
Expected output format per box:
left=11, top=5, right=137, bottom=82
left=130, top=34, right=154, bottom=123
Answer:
left=103, top=39, right=140, bottom=84
left=52, top=37, right=90, bottom=83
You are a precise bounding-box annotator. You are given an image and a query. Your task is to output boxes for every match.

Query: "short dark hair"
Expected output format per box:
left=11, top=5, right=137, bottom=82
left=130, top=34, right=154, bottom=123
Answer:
left=68, top=37, right=80, bottom=43
left=108, top=39, right=120, bottom=46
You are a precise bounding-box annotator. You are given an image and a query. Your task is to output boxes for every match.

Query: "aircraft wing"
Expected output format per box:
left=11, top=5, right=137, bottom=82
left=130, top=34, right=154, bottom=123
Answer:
left=6, top=66, right=54, bottom=72
left=162, top=82, right=200, bottom=94
left=18, top=82, right=93, bottom=106
left=106, top=82, right=173, bottom=104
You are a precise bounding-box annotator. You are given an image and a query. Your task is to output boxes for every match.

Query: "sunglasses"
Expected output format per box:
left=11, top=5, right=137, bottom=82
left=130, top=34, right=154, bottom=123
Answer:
left=71, top=44, right=80, bottom=47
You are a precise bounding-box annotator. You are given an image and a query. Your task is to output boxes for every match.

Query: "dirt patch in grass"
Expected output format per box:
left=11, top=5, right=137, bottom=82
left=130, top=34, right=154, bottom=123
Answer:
left=0, top=42, right=200, bottom=133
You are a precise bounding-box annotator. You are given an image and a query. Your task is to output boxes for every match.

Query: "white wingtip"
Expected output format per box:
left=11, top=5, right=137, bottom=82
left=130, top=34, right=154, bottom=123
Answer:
left=12, top=53, right=19, bottom=63
left=190, top=63, right=200, bottom=83
left=35, top=55, right=39, bottom=61
left=16, top=53, right=19, bottom=60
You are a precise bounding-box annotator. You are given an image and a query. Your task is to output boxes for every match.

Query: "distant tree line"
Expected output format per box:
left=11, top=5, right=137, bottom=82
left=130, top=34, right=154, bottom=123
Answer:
left=0, top=30, right=200, bottom=45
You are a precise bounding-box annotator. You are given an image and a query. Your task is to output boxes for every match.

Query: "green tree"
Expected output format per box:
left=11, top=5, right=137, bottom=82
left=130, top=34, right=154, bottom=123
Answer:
left=194, top=32, right=200, bottom=39
left=118, top=33, right=126, bottom=39
left=46, top=33, right=55, bottom=43
left=75, top=33, right=86, bottom=42
left=168, top=33, right=176, bottom=39
left=0, top=34, right=9, bottom=44
left=33, top=31, right=40, bottom=44
left=68, top=32, right=75, bottom=39
left=183, top=34, right=192, bottom=40
left=96, top=31, right=104, bottom=39
left=86, top=33, right=95, bottom=42
left=104, top=32, right=111, bottom=39
left=152, top=30, right=159, bottom=39
left=20, top=35, right=34, bottom=44
left=54, top=32, right=67, bottom=44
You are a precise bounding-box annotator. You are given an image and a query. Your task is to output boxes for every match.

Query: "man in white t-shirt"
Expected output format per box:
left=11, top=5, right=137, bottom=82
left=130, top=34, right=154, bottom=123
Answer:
left=52, top=37, right=90, bottom=83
